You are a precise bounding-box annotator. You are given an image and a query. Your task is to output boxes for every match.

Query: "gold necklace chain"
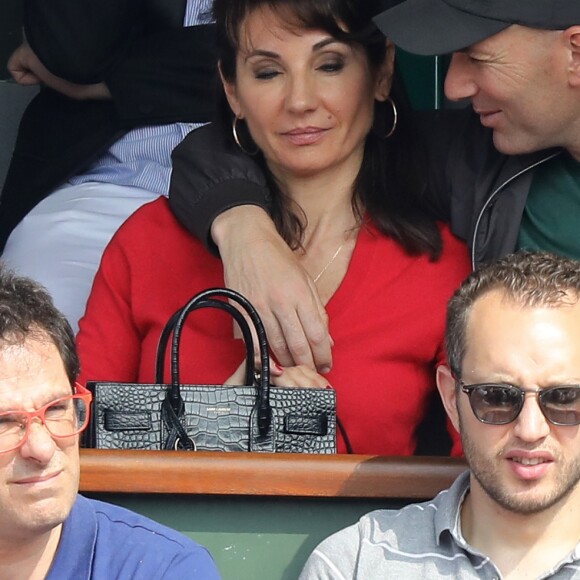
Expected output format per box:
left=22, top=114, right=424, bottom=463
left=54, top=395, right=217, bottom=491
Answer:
left=313, top=243, right=345, bottom=284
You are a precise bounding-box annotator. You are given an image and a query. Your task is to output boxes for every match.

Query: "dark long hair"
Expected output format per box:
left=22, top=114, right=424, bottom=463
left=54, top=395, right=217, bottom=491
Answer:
left=213, top=0, right=441, bottom=259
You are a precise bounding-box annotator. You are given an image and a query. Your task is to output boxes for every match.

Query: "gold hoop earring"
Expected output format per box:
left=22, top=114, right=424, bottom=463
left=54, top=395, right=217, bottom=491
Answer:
left=372, top=97, right=398, bottom=140
left=384, top=97, right=397, bottom=138
left=232, top=116, right=259, bottom=156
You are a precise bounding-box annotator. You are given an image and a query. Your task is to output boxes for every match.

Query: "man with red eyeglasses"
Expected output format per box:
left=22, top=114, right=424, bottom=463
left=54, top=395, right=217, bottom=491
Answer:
left=300, top=251, right=580, bottom=579
left=0, top=265, right=220, bottom=579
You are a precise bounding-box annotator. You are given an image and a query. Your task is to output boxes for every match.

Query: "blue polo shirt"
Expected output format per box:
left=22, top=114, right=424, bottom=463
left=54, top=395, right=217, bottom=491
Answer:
left=46, top=495, right=220, bottom=579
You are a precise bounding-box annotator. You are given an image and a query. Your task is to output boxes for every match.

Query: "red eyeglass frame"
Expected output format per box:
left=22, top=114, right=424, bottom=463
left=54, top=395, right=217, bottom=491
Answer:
left=0, top=382, right=93, bottom=453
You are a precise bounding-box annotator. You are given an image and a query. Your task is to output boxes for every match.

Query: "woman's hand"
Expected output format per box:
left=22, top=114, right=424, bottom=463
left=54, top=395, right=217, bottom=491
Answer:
left=212, top=205, right=333, bottom=373
left=226, top=359, right=330, bottom=389
left=270, top=364, right=331, bottom=388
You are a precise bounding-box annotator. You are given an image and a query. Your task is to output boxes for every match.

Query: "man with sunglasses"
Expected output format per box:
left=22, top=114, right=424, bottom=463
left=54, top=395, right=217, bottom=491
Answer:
left=0, top=265, right=220, bottom=579
left=300, top=251, right=580, bottom=579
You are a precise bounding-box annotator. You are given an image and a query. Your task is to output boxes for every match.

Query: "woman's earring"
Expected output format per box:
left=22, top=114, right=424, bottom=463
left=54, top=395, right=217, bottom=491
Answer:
left=232, top=116, right=259, bottom=155
left=372, top=97, right=398, bottom=140
left=384, top=97, right=398, bottom=138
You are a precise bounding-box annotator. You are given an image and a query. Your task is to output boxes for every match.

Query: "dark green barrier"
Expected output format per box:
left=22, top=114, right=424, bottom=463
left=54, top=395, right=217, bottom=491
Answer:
left=90, top=493, right=402, bottom=580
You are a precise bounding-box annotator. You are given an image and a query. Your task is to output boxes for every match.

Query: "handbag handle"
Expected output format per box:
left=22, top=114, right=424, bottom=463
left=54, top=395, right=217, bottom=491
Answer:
left=158, top=288, right=272, bottom=436
left=154, top=296, right=263, bottom=449
left=155, top=298, right=256, bottom=386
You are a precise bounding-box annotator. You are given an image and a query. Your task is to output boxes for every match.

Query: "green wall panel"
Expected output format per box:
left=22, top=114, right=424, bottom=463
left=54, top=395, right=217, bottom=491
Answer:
left=398, top=50, right=445, bottom=110
left=89, top=493, right=409, bottom=580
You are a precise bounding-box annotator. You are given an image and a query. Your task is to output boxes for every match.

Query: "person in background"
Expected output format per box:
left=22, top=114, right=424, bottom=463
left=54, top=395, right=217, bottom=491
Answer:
left=0, top=0, right=216, bottom=332
left=0, top=263, right=220, bottom=579
left=76, top=0, right=470, bottom=455
left=166, top=0, right=580, bottom=378
left=300, top=251, right=580, bottom=579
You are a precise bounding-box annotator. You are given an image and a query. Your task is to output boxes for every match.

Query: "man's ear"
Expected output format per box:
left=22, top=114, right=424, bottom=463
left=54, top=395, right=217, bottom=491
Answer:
left=218, top=62, right=242, bottom=118
left=564, top=27, right=580, bottom=87
left=436, top=365, right=460, bottom=433
left=374, top=40, right=395, bottom=102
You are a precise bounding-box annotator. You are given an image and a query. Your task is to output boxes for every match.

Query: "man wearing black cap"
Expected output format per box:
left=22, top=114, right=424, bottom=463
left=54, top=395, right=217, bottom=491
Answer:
left=166, top=0, right=580, bottom=374
left=375, top=0, right=576, bottom=58
left=371, top=0, right=580, bottom=265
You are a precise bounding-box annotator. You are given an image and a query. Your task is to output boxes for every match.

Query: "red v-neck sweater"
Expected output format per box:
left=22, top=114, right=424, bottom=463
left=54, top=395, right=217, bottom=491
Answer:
left=77, top=197, right=471, bottom=455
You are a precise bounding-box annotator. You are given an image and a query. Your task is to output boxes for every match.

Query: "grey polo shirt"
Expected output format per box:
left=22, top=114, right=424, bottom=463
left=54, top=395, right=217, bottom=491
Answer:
left=299, top=471, right=580, bottom=579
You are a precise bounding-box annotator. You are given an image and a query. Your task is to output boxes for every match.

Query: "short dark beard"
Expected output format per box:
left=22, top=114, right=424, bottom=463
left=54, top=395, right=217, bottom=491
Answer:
left=459, top=410, right=580, bottom=515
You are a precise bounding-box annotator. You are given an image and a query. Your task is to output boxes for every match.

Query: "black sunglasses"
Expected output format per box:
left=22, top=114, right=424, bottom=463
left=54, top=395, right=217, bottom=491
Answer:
left=457, top=381, right=580, bottom=426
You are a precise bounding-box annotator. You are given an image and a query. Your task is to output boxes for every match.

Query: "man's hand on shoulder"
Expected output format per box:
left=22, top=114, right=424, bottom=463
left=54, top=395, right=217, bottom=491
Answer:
left=212, top=206, right=333, bottom=373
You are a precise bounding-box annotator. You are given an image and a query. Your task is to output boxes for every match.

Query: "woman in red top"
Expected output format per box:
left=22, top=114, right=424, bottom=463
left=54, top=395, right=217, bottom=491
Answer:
left=77, top=0, right=471, bottom=455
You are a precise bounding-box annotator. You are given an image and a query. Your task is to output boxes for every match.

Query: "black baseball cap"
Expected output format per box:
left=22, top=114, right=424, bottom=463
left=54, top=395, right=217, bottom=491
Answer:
left=374, top=0, right=580, bottom=56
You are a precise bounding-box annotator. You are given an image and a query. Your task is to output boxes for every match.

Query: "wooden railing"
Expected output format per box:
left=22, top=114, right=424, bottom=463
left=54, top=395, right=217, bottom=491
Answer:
left=79, top=450, right=466, bottom=499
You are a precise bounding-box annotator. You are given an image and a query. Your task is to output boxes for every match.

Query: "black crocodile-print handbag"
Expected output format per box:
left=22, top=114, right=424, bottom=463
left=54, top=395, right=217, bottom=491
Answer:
left=86, top=288, right=337, bottom=453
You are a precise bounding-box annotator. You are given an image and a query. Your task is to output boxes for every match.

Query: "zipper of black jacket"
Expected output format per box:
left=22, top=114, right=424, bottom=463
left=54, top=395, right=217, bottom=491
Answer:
left=470, top=151, right=563, bottom=268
